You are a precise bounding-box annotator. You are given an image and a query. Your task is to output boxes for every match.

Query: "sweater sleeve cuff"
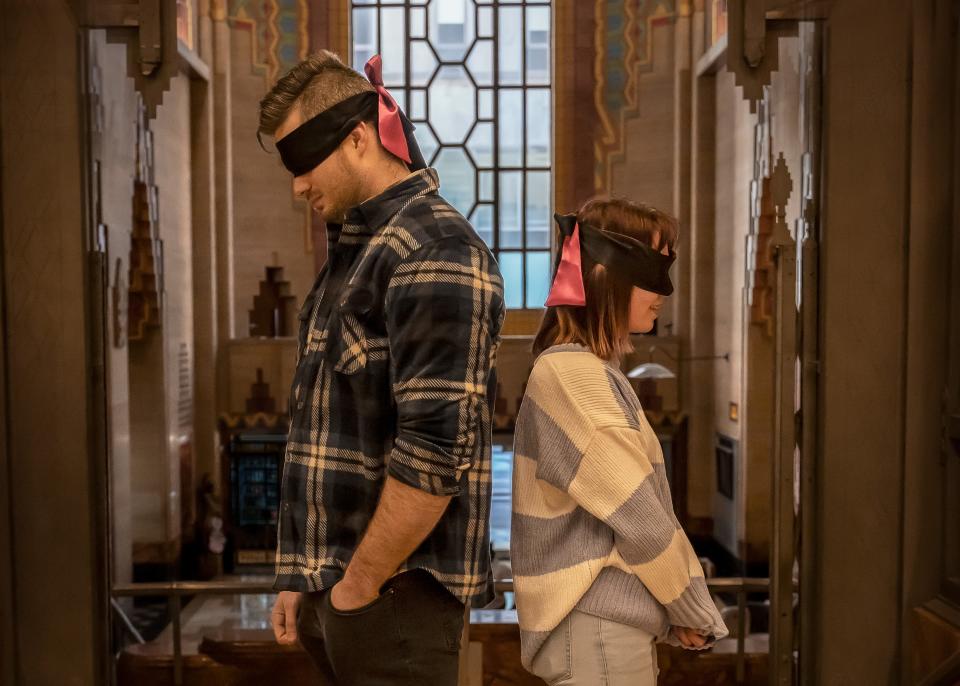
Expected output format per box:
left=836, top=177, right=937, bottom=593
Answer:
left=661, top=576, right=730, bottom=648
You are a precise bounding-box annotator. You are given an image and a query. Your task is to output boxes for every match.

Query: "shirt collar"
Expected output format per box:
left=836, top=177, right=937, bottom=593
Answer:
left=342, top=168, right=439, bottom=237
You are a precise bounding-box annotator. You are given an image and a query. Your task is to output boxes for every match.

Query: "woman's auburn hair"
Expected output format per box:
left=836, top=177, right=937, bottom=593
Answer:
left=532, top=197, right=679, bottom=361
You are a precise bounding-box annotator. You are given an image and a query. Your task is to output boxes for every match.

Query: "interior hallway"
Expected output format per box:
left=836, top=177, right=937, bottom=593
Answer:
left=1, top=0, right=958, bottom=684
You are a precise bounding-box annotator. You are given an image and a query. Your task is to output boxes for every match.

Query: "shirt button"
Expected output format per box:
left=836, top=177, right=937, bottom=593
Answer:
left=297, top=401, right=304, bottom=410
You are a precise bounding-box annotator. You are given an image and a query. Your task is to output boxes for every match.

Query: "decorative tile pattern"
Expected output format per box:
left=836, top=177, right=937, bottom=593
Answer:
left=229, top=0, right=309, bottom=85
left=594, top=0, right=676, bottom=192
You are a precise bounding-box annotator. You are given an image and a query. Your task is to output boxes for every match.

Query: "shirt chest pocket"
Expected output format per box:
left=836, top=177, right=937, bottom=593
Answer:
left=331, top=286, right=389, bottom=376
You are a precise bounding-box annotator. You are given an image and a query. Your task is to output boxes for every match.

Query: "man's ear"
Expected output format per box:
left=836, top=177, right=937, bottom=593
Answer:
left=349, top=121, right=377, bottom=156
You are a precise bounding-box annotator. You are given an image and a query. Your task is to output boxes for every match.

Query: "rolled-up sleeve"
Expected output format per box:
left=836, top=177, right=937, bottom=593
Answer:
left=384, top=237, right=504, bottom=496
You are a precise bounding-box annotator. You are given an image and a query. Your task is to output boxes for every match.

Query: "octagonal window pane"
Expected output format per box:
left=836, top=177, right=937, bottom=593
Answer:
left=428, top=66, right=476, bottom=144
left=467, top=40, right=494, bottom=87
left=467, top=122, right=494, bottom=168
left=435, top=147, right=477, bottom=217
left=411, top=41, right=438, bottom=87
left=429, top=0, right=475, bottom=62
left=414, top=124, right=440, bottom=164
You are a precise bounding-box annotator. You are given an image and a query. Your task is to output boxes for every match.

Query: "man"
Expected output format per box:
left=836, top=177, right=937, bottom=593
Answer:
left=259, top=50, right=504, bottom=685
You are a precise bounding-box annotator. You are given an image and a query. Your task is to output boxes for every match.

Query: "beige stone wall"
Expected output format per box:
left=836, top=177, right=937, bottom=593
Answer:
left=608, top=20, right=681, bottom=338
left=229, top=24, right=317, bottom=337
left=224, top=338, right=298, bottom=415
left=124, top=70, right=197, bottom=556
left=708, top=68, right=755, bottom=554
left=92, top=30, right=139, bottom=582
left=711, top=68, right=754, bottom=442
left=153, top=72, right=195, bottom=545
left=91, top=32, right=198, bottom=561
left=128, top=328, right=171, bottom=545
left=610, top=21, right=677, bottom=215
left=493, top=337, right=538, bottom=426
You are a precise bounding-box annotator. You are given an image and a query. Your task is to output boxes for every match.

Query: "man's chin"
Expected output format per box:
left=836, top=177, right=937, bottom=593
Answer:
left=320, top=209, right=346, bottom=224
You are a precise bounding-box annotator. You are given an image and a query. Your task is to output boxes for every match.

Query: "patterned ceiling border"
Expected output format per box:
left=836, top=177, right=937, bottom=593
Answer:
left=229, top=0, right=309, bottom=86
left=594, top=0, right=677, bottom=192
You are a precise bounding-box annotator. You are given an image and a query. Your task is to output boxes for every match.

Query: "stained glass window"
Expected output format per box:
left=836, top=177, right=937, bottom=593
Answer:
left=351, top=0, right=553, bottom=309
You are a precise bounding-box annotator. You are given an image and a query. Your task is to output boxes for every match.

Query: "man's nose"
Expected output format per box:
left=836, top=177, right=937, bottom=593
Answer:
left=292, top=175, right=309, bottom=198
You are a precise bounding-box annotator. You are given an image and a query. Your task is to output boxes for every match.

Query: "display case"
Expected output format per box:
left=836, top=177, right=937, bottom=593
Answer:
left=222, top=431, right=286, bottom=570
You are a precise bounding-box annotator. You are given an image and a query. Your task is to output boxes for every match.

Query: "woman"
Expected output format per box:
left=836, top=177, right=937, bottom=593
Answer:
left=511, top=198, right=728, bottom=685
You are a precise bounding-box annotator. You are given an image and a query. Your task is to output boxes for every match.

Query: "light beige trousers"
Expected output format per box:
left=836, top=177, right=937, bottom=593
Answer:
left=530, top=610, right=659, bottom=686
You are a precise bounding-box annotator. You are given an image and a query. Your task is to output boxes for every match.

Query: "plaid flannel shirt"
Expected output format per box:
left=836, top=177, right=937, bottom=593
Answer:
left=274, top=169, right=505, bottom=606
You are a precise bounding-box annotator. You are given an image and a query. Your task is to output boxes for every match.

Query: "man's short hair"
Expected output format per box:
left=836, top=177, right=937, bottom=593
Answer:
left=258, top=50, right=375, bottom=139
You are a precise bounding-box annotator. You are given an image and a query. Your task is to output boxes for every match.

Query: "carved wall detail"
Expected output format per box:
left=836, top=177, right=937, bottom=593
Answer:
left=112, top=258, right=128, bottom=348
left=177, top=343, right=194, bottom=430
left=128, top=97, right=164, bottom=342
left=725, top=3, right=798, bottom=113
left=246, top=368, right=278, bottom=414
left=248, top=264, right=296, bottom=337
left=746, top=93, right=793, bottom=335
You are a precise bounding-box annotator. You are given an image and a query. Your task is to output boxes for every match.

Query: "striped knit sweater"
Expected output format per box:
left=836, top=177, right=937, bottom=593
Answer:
left=511, top=344, right=728, bottom=668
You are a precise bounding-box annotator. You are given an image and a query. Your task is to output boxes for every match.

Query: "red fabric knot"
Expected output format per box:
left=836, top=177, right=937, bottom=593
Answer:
left=364, top=55, right=412, bottom=165
left=545, top=222, right=586, bottom=307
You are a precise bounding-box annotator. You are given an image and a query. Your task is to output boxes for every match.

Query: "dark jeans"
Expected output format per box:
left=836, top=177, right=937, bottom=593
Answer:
left=297, top=569, right=465, bottom=685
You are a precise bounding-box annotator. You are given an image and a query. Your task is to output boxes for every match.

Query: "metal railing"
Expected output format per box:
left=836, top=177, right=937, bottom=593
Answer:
left=111, top=580, right=277, bottom=686
left=111, top=576, right=773, bottom=686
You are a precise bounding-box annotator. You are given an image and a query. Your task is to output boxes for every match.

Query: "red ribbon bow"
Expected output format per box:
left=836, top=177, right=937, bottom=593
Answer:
left=364, top=55, right=412, bottom=165
left=545, top=222, right=587, bottom=307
